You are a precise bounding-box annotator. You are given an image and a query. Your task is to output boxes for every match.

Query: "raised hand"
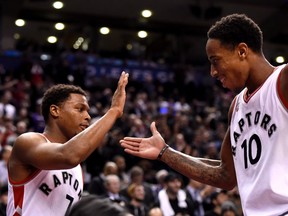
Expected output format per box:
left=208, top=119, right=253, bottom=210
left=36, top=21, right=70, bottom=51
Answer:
left=110, top=71, right=129, bottom=118
left=120, top=122, right=167, bottom=160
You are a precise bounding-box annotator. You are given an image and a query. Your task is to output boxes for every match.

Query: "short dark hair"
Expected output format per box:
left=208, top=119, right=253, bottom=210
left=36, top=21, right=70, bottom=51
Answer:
left=41, top=84, right=86, bottom=122
left=164, top=172, right=182, bottom=183
left=65, top=195, right=130, bottom=216
left=207, top=13, right=263, bottom=53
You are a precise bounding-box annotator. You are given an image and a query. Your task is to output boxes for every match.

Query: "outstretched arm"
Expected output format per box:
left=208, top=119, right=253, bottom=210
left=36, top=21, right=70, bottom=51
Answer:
left=10, top=72, right=129, bottom=179
left=120, top=121, right=236, bottom=190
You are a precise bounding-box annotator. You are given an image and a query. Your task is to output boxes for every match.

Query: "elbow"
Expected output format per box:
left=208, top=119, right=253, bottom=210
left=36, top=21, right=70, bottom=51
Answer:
left=221, top=175, right=237, bottom=191
left=61, top=143, right=87, bottom=168
left=222, top=181, right=236, bottom=191
left=67, top=157, right=82, bottom=167
left=63, top=152, right=83, bottom=168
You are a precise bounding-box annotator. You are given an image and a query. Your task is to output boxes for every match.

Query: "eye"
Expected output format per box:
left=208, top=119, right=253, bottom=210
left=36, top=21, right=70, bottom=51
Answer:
left=211, top=59, right=218, bottom=65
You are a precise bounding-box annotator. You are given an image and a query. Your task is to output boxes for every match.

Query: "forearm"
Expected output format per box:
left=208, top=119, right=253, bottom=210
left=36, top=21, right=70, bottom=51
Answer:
left=64, top=108, right=120, bottom=163
left=199, top=158, right=221, bottom=166
left=160, top=147, right=235, bottom=190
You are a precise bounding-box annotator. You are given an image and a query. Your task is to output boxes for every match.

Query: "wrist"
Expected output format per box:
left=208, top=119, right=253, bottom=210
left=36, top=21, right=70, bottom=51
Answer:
left=109, top=107, right=122, bottom=118
left=157, top=144, right=169, bottom=160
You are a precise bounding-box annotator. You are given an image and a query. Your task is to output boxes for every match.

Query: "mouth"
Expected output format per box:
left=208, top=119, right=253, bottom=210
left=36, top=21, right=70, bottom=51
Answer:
left=217, top=76, right=224, bottom=83
left=80, top=124, right=89, bottom=131
left=217, top=76, right=226, bottom=86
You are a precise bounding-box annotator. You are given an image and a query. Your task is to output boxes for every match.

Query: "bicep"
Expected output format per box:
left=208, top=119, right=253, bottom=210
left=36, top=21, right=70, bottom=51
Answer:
left=14, top=133, right=71, bottom=170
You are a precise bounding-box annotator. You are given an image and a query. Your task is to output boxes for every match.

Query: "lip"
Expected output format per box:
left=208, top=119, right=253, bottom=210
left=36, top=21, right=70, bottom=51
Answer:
left=217, top=76, right=225, bottom=84
left=219, top=77, right=225, bottom=83
left=216, top=76, right=227, bottom=88
left=80, top=124, right=89, bottom=130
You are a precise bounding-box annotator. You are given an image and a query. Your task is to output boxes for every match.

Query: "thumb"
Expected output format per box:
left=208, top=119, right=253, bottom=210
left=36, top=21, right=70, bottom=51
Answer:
left=150, top=121, right=158, bottom=135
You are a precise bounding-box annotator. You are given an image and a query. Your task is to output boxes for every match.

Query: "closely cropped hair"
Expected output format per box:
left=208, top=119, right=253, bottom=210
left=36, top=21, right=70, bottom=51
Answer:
left=41, top=84, right=86, bottom=122
left=65, top=195, right=131, bottom=216
left=207, top=13, right=263, bottom=53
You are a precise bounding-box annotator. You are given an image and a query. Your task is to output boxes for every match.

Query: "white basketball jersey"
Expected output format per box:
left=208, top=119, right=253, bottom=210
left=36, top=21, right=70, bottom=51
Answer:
left=7, top=136, right=83, bottom=216
left=230, top=64, right=288, bottom=215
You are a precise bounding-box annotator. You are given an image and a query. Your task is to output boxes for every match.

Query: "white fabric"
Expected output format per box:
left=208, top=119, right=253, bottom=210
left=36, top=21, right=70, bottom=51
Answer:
left=230, top=64, right=288, bottom=216
left=158, top=188, right=187, bottom=216
left=7, top=135, right=83, bottom=216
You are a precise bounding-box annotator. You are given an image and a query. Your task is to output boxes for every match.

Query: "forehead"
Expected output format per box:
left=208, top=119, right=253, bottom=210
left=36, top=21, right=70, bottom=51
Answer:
left=135, top=185, right=144, bottom=191
left=65, top=93, right=89, bottom=106
left=206, top=39, right=232, bottom=58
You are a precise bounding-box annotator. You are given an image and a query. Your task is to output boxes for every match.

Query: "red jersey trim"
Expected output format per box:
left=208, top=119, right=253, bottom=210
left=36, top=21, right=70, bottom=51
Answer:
left=9, top=169, right=41, bottom=186
left=277, top=69, right=288, bottom=109
left=9, top=133, right=48, bottom=186
left=243, top=66, right=281, bottom=103
left=12, top=184, right=24, bottom=216
left=243, top=85, right=262, bottom=103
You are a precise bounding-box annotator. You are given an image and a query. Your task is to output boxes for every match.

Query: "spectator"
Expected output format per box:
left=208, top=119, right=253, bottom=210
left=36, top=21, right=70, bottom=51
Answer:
left=113, top=155, right=130, bottom=190
left=126, top=183, right=149, bottom=216
left=121, top=166, right=155, bottom=208
left=0, top=145, right=12, bottom=187
left=221, top=201, right=238, bottom=216
left=88, top=161, right=118, bottom=196
left=152, top=169, right=168, bottom=199
left=185, top=179, right=214, bottom=216
left=0, top=90, right=16, bottom=122
left=6, top=120, right=28, bottom=146
left=158, top=172, right=194, bottom=216
left=205, top=190, right=229, bottom=216
left=103, top=174, right=128, bottom=207
left=148, top=207, right=163, bottom=216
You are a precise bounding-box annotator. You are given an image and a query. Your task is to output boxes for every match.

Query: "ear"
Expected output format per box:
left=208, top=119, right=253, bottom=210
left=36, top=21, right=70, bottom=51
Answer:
left=237, top=42, right=248, bottom=59
left=50, top=105, right=60, bottom=119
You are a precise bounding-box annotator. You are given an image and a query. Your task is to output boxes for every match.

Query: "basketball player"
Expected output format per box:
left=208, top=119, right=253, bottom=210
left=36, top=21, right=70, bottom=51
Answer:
left=7, top=72, right=129, bottom=216
left=120, top=14, right=288, bottom=215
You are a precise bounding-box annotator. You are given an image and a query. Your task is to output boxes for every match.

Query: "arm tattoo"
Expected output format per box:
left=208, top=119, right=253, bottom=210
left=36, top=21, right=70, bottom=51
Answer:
left=161, top=147, right=230, bottom=188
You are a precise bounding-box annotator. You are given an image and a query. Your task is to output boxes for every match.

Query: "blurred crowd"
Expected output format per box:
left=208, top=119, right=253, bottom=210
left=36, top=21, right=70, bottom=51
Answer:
left=0, top=52, right=242, bottom=216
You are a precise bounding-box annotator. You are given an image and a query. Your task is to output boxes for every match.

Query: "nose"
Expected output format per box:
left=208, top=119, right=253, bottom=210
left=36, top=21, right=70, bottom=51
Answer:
left=210, top=66, right=218, bottom=77
left=85, top=112, right=91, bottom=122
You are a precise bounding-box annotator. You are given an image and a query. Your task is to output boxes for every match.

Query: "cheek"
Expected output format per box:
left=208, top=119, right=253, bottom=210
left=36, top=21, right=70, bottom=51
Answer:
left=230, top=67, right=246, bottom=85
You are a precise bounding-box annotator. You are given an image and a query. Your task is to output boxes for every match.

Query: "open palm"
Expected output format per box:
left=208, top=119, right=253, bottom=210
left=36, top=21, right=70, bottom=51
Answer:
left=120, top=122, right=166, bottom=160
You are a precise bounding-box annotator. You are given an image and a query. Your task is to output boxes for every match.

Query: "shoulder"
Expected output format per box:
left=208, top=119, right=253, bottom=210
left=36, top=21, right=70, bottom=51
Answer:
left=281, top=64, right=288, bottom=82
left=9, top=132, right=47, bottom=181
left=14, top=132, right=47, bottom=147
left=278, top=64, right=288, bottom=107
left=11, top=132, right=47, bottom=164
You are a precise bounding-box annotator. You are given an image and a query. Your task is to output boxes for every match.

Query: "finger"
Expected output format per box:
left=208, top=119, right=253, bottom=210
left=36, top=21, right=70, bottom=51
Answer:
left=121, top=143, right=139, bottom=152
left=124, top=149, right=142, bottom=157
left=118, top=71, right=125, bottom=85
left=150, top=121, right=159, bottom=135
left=122, top=137, right=143, bottom=142
left=122, top=72, right=129, bottom=85
left=120, top=139, right=140, bottom=147
left=118, top=72, right=129, bottom=88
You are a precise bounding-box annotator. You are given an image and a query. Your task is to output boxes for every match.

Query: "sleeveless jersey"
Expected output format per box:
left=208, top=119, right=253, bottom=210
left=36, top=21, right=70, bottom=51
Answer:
left=230, top=64, right=288, bottom=215
left=7, top=135, right=83, bottom=216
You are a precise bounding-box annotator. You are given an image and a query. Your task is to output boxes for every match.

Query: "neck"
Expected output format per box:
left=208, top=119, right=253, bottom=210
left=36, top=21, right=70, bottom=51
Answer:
left=131, top=199, right=142, bottom=206
left=166, top=189, right=177, bottom=199
left=43, top=127, right=68, bottom=143
left=246, top=57, right=275, bottom=93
